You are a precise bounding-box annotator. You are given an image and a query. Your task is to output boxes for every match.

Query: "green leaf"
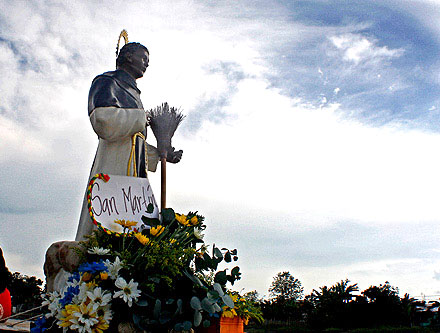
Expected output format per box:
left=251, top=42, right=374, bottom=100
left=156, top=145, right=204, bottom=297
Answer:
left=148, top=277, right=161, bottom=284
left=201, top=297, right=215, bottom=313
left=213, top=283, right=224, bottom=297
left=194, top=310, right=202, bottom=327
left=213, top=246, right=223, bottom=259
left=141, top=216, right=160, bottom=227
left=222, top=294, right=235, bottom=308
left=207, top=290, right=219, bottom=301
left=231, top=266, right=240, bottom=276
left=203, top=320, right=211, bottom=328
left=132, top=314, right=141, bottom=328
left=154, top=299, right=161, bottom=318
left=183, top=270, right=204, bottom=287
left=224, top=252, right=232, bottom=263
left=214, top=270, right=227, bottom=285
left=183, top=321, right=192, bottom=330
left=146, top=203, right=154, bottom=213
left=161, top=208, right=175, bottom=223
left=136, top=300, right=148, bottom=307
left=190, top=296, right=202, bottom=310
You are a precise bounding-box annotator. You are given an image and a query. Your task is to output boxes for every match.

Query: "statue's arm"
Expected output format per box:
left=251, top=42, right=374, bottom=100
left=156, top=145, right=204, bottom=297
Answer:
left=90, top=107, right=146, bottom=141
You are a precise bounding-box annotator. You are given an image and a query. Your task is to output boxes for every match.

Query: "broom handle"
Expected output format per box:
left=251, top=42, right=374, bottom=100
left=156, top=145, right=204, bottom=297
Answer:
left=161, top=157, right=167, bottom=211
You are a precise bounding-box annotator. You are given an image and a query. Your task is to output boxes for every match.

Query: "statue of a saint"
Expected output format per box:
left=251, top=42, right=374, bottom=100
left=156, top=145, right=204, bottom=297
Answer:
left=75, top=42, right=182, bottom=241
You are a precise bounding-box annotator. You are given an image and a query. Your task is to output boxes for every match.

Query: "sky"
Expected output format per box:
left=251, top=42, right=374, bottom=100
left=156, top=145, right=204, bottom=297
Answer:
left=2, top=0, right=440, bottom=299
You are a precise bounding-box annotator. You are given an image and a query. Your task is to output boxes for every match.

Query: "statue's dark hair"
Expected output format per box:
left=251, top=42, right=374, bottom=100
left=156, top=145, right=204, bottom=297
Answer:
left=0, top=247, right=10, bottom=293
left=116, top=42, right=149, bottom=68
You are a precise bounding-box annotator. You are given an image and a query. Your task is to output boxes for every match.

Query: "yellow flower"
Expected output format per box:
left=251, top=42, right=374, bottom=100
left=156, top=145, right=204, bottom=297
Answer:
left=87, top=281, right=98, bottom=288
left=150, top=225, right=165, bottom=237
left=100, top=272, right=108, bottom=280
left=58, top=304, right=79, bottom=328
left=82, top=272, right=92, bottom=282
left=92, top=315, right=110, bottom=333
left=169, top=238, right=177, bottom=244
left=175, top=214, right=189, bottom=226
left=190, top=216, right=199, bottom=225
left=135, top=233, right=149, bottom=245
left=114, top=219, right=138, bottom=229
left=222, top=308, right=237, bottom=318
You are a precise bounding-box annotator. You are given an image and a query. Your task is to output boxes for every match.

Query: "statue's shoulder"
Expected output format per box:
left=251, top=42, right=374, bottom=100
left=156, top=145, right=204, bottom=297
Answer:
left=92, top=70, right=119, bottom=84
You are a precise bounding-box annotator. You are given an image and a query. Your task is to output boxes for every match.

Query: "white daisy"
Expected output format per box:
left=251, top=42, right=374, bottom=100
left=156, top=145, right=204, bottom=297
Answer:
left=86, top=287, right=112, bottom=311
left=104, top=257, right=123, bottom=280
left=194, top=228, right=204, bottom=240
left=96, top=304, right=113, bottom=324
left=70, top=303, right=99, bottom=333
left=113, top=277, right=141, bottom=307
left=87, top=247, right=110, bottom=255
left=45, top=291, right=62, bottom=317
left=73, top=283, right=93, bottom=304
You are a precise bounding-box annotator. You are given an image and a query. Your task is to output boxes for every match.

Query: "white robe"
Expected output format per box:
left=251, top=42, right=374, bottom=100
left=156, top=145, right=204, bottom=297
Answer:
left=75, top=106, right=158, bottom=241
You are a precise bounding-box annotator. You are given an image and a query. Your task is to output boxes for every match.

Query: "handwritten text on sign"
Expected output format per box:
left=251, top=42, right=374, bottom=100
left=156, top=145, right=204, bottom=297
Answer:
left=90, top=175, right=159, bottom=233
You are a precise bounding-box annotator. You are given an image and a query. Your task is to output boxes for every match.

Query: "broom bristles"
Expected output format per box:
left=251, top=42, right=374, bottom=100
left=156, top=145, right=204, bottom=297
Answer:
left=149, top=102, right=185, bottom=157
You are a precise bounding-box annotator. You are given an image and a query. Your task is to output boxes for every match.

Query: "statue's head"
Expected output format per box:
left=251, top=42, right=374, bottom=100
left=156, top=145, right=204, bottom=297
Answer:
left=116, top=42, right=149, bottom=79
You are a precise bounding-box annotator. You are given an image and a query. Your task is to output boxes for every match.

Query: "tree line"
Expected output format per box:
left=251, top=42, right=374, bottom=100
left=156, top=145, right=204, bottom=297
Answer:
left=247, top=271, right=439, bottom=332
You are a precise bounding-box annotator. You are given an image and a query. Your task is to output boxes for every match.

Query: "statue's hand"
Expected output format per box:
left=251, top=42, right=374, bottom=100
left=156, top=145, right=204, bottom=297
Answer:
left=145, top=111, right=151, bottom=126
left=166, top=147, right=183, bottom=164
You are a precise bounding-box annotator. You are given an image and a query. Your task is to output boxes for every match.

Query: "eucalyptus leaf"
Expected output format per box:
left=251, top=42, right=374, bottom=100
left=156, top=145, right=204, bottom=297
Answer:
left=141, top=216, right=160, bottom=227
left=190, top=296, right=201, bottom=310
left=214, top=270, right=227, bottom=285
left=224, top=251, right=232, bottom=263
left=132, top=314, right=141, bottom=328
left=194, top=310, right=202, bottom=327
left=207, top=290, right=219, bottom=301
left=201, top=297, right=215, bottom=313
left=222, top=294, right=235, bottom=308
left=213, top=246, right=223, bottom=259
left=183, top=270, right=204, bottom=287
left=213, top=303, right=222, bottom=312
left=174, top=323, right=183, bottom=332
left=203, top=320, right=211, bottom=328
left=166, top=299, right=175, bottom=305
left=183, top=321, right=192, bottom=330
left=213, top=283, right=224, bottom=296
left=136, top=300, right=148, bottom=307
left=146, top=203, right=154, bottom=213
left=161, top=208, right=175, bottom=223
left=176, top=299, right=183, bottom=314
left=154, top=299, right=161, bottom=318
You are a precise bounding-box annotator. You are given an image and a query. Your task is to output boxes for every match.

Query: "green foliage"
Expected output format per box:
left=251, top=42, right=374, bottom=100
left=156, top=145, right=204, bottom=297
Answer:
left=269, top=271, right=304, bottom=303
left=52, top=210, right=242, bottom=332
left=7, top=272, right=44, bottom=313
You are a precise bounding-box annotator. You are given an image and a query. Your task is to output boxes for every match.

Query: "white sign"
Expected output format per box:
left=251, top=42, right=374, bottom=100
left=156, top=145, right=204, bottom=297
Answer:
left=89, top=174, right=159, bottom=233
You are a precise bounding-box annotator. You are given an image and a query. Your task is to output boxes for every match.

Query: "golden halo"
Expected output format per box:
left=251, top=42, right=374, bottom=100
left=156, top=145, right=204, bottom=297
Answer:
left=116, top=29, right=129, bottom=57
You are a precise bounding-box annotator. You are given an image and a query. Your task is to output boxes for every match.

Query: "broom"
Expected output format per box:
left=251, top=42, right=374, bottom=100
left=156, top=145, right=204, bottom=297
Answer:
left=149, top=102, right=185, bottom=210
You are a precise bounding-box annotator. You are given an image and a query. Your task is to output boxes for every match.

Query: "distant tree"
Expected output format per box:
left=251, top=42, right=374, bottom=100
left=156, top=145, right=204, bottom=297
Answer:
left=361, top=281, right=403, bottom=327
left=7, top=271, right=44, bottom=313
left=306, top=279, right=358, bottom=330
left=269, top=271, right=303, bottom=303
left=244, top=290, right=261, bottom=303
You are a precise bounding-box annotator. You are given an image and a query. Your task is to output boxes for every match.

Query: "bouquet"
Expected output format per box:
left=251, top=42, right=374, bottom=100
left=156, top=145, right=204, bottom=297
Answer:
left=33, top=208, right=241, bottom=333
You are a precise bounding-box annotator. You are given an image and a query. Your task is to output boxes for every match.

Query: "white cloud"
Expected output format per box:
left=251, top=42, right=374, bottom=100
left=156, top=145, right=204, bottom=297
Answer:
left=329, top=33, right=404, bottom=65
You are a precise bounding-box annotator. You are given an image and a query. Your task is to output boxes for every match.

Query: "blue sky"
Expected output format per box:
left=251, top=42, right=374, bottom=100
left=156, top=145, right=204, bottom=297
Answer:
left=2, top=0, right=440, bottom=298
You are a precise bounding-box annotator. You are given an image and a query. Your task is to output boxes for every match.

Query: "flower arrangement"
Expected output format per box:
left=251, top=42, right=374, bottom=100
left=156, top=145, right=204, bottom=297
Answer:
left=221, top=292, right=264, bottom=325
left=33, top=208, right=242, bottom=333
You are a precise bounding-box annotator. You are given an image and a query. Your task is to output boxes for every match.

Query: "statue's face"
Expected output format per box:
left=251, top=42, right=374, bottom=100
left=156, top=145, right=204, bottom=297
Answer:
left=124, top=48, right=149, bottom=79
